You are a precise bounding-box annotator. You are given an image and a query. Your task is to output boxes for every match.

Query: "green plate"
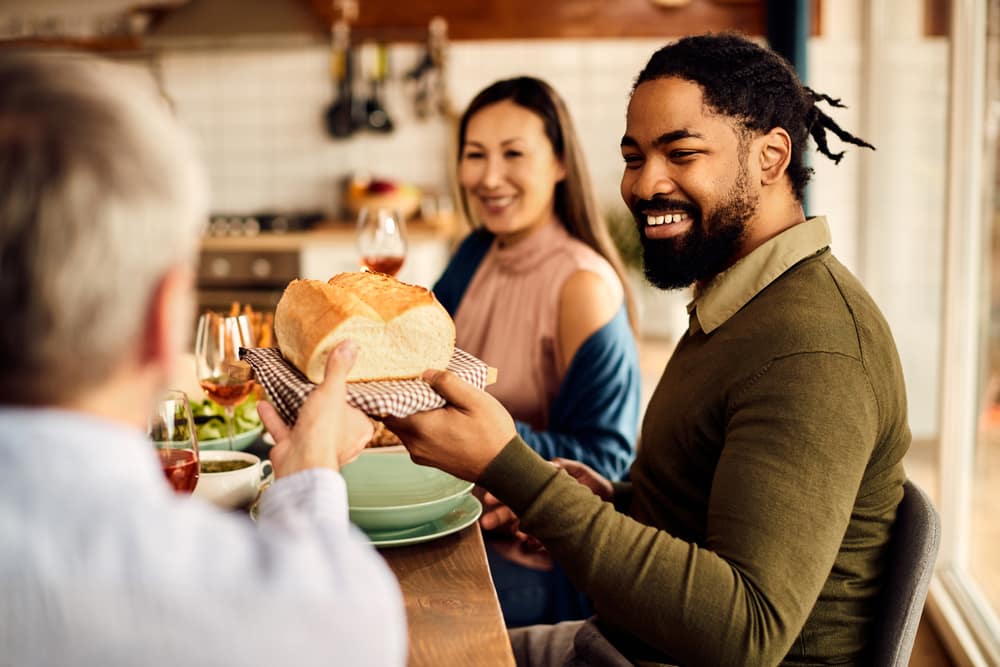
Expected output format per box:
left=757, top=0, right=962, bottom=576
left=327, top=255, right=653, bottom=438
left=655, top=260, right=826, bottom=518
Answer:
left=368, top=495, right=482, bottom=548
left=198, top=424, right=264, bottom=451
left=341, top=450, right=474, bottom=533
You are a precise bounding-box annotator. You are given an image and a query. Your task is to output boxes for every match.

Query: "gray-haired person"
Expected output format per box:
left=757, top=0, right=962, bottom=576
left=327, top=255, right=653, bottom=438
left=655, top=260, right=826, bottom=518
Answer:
left=0, top=51, right=405, bottom=666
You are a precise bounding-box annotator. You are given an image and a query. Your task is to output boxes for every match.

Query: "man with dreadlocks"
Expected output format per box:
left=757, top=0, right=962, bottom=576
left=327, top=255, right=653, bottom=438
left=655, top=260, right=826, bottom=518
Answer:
left=387, top=33, right=907, bottom=666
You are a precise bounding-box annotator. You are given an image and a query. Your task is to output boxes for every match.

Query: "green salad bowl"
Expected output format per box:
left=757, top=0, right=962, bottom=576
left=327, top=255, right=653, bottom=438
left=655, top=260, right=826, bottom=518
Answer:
left=341, top=449, right=474, bottom=533
left=198, top=424, right=264, bottom=451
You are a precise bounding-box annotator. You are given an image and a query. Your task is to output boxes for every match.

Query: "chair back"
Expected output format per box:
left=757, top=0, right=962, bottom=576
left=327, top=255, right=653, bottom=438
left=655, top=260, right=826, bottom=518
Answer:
left=870, top=479, right=941, bottom=666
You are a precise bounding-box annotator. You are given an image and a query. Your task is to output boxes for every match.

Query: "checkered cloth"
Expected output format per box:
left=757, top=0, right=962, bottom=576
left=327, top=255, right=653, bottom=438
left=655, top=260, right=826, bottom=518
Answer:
left=240, top=346, right=490, bottom=424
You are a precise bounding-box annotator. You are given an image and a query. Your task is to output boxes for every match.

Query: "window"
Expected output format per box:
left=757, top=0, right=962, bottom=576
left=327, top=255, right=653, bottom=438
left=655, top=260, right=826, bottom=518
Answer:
left=935, top=0, right=1000, bottom=661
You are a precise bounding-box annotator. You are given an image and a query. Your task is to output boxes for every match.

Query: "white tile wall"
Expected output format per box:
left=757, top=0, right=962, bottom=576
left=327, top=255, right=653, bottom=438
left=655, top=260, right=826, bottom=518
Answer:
left=807, top=1, right=950, bottom=439
left=868, top=41, right=949, bottom=441
left=156, top=38, right=667, bottom=215
left=807, top=41, right=864, bottom=272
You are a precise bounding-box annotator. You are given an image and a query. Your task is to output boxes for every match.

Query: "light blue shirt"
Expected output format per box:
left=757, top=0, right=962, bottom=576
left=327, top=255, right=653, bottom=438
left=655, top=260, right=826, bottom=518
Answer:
left=0, top=407, right=406, bottom=667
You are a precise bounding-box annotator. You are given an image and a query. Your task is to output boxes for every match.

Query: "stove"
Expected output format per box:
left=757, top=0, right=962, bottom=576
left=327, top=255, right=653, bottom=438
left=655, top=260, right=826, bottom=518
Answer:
left=197, top=210, right=324, bottom=313
left=206, top=210, right=325, bottom=237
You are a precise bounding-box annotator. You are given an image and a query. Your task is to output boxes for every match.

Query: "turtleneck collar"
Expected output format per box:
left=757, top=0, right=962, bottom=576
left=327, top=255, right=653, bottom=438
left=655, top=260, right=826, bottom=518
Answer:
left=491, top=220, right=570, bottom=274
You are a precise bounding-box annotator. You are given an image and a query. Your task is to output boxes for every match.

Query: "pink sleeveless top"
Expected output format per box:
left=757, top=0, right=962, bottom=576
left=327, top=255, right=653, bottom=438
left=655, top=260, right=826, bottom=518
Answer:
left=453, top=221, right=623, bottom=430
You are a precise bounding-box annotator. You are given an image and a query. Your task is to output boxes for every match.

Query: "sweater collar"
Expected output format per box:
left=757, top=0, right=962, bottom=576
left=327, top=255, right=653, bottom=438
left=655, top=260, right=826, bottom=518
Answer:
left=687, top=216, right=832, bottom=335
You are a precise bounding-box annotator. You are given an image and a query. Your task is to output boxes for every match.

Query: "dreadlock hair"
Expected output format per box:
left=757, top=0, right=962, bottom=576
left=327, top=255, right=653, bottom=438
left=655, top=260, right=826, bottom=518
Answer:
left=633, top=33, right=874, bottom=202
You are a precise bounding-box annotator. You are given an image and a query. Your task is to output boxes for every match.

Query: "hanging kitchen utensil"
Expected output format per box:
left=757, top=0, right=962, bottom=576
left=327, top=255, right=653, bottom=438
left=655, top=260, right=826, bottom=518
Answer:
left=364, top=42, right=393, bottom=133
left=403, top=17, right=455, bottom=122
left=404, top=45, right=434, bottom=120
left=324, top=19, right=355, bottom=139
left=347, top=44, right=367, bottom=131
left=427, top=17, right=455, bottom=119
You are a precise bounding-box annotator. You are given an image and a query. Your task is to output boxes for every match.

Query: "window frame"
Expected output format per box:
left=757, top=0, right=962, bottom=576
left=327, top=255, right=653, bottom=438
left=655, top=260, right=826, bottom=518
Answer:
left=934, top=0, right=1000, bottom=662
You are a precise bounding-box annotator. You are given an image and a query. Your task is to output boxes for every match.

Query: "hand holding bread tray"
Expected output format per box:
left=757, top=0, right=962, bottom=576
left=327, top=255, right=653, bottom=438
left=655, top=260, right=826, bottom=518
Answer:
left=240, top=271, right=495, bottom=424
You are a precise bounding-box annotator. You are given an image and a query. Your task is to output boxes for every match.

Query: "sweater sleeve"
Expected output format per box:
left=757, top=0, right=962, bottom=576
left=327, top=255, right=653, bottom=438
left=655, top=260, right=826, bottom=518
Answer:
left=513, top=306, right=639, bottom=481
left=478, top=352, right=880, bottom=667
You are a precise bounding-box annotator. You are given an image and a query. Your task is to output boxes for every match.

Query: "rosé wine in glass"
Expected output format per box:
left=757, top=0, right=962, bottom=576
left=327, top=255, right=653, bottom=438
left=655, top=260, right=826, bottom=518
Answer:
left=148, top=389, right=200, bottom=494
left=194, top=313, right=256, bottom=451
left=357, top=207, right=407, bottom=277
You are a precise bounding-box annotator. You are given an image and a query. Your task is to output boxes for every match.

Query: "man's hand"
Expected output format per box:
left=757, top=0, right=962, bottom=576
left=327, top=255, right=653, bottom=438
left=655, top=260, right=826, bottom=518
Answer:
left=551, top=457, right=615, bottom=502
left=479, top=489, right=520, bottom=533
left=385, top=369, right=516, bottom=482
left=257, top=341, right=374, bottom=478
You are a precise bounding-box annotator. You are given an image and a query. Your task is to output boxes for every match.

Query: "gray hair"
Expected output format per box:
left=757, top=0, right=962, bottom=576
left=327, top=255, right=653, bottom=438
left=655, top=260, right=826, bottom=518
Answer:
left=0, top=51, right=208, bottom=404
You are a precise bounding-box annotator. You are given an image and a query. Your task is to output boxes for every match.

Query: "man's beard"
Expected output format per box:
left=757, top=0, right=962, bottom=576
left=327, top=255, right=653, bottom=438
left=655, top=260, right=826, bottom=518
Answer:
left=637, top=169, right=758, bottom=290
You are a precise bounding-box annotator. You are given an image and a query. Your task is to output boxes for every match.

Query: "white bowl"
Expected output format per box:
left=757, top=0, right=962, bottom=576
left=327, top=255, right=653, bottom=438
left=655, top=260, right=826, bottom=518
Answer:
left=194, top=450, right=272, bottom=510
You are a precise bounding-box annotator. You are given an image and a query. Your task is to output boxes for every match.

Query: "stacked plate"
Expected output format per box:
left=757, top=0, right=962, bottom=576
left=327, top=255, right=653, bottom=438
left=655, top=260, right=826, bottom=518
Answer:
left=340, top=448, right=481, bottom=547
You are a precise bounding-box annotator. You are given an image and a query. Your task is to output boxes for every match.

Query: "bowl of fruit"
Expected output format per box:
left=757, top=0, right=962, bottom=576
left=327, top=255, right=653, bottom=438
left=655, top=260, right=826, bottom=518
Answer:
left=344, top=174, right=421, bottom=221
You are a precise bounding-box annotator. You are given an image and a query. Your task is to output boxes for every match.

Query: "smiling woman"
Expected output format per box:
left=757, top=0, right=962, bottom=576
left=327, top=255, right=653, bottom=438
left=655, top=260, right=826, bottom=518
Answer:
left=440, top=77, right=640, bottom=482
left=433, top=76, right=642, bottom=627
left=458, top=99, right=568, bottom=246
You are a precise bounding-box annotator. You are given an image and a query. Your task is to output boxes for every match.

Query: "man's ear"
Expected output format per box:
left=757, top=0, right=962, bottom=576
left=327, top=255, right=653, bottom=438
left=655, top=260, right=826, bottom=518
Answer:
left=143, top=266, right=195, bottom=374
left=757, top=127, right=792, bottom=186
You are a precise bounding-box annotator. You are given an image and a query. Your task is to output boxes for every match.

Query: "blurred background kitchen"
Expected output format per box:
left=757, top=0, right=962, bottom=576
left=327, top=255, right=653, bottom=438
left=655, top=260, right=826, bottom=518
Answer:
left=1, top=0, right=997, bottom=664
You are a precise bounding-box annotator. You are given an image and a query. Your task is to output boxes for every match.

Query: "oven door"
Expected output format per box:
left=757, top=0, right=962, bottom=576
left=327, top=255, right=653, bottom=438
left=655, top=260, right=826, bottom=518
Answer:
left=196, top=249, right=299, bottom=314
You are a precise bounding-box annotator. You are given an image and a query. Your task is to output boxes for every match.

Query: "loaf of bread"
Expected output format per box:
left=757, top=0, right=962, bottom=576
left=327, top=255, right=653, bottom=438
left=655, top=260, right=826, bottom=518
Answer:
left=274, top=271, right=456, bottom=383
left=367, top=418, right=403, bottom=448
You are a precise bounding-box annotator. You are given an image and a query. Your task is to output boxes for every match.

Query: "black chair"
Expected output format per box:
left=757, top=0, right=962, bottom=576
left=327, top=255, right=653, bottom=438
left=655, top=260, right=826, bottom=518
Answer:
left=870, top=479, right=942, bottom=666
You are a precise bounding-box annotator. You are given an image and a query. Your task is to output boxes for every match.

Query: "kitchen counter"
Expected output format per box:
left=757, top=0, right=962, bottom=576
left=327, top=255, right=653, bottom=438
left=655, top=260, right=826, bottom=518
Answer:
left=198, top=219, right=459, bottom=294
left=199, top=219, right=458, bottom=252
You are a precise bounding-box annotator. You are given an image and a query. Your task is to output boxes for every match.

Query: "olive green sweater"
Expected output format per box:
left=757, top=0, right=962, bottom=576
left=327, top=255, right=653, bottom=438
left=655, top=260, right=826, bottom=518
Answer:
left=479, top=218, right=910, bottom=666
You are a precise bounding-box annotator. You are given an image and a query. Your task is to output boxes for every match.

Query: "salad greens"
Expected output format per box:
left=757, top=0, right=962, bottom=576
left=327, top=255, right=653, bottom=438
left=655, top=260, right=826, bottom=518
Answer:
left=189, top=395, right=261, bottom=442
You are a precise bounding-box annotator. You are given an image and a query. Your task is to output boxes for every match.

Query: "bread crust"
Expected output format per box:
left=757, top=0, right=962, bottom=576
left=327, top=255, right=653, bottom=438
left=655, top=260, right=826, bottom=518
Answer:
left=274, top=273, right=456, bottom=383
left=273, top=279, right=379, bottom=377
left=327, top=271, right=439, bottom=320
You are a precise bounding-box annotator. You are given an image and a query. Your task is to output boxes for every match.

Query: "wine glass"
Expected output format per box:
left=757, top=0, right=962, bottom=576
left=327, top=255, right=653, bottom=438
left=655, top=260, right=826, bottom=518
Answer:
left=148, top=389, right=200, bottom=494
left=194, top=313, right=256, bottom=451
left=357, top=206, right=407, bottom=276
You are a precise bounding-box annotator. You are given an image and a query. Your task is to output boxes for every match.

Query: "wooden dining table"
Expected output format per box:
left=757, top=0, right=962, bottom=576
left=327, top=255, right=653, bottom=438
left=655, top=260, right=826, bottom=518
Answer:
left=380, top=524, right=516, bottom=666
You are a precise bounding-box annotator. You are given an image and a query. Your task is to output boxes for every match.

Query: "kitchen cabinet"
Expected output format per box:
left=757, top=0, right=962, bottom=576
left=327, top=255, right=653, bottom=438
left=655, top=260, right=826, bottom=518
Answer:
left=314, top=0, right=765, bottom=41
left=0, top=1, right=178, bottom=53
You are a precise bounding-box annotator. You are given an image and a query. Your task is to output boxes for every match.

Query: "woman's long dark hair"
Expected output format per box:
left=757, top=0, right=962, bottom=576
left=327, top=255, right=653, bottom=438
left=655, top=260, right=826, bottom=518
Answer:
left=457, top=76, right=638, bottom=332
